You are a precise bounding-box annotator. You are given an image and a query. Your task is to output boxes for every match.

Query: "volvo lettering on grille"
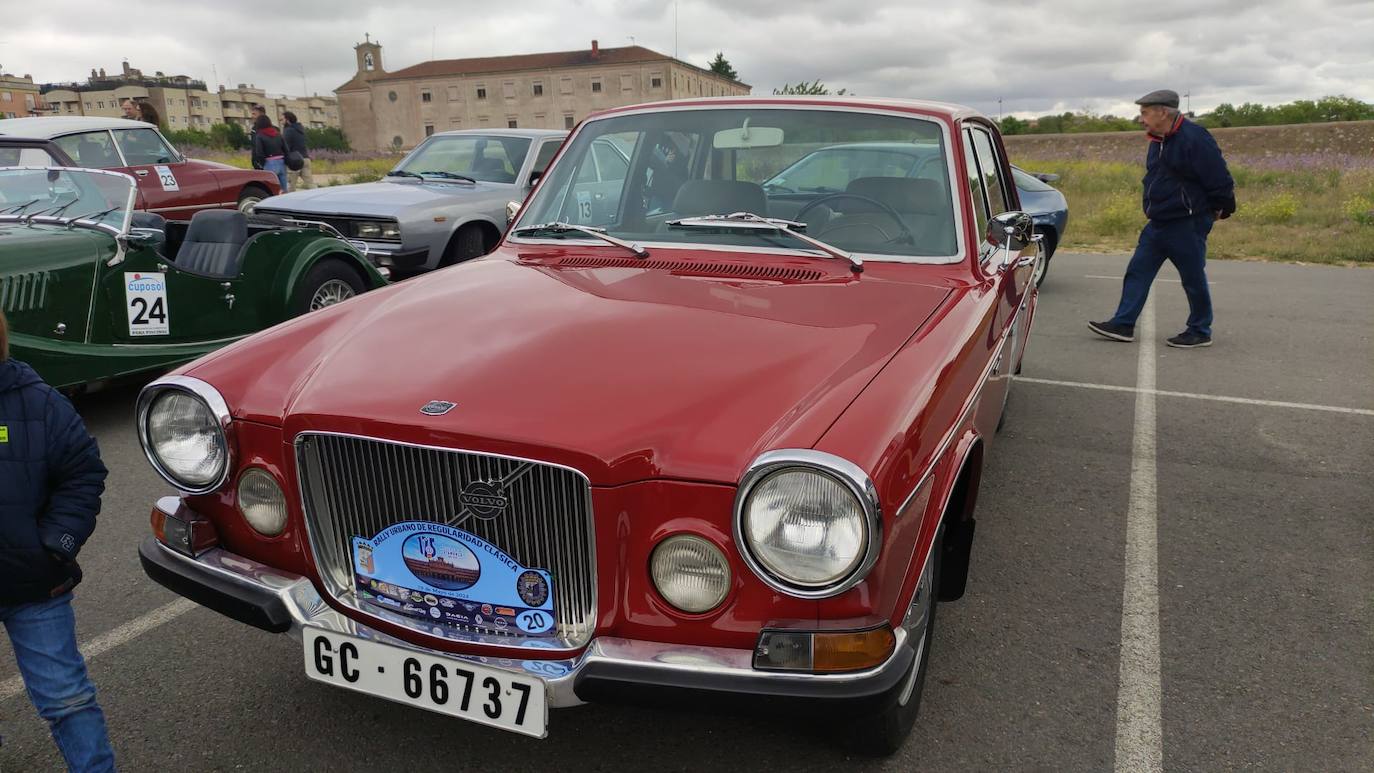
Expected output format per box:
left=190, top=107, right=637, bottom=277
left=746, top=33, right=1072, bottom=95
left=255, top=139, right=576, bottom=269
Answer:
left=420, top=400, right=457, bottom=416
left=459, top=481, right=508, bottom=520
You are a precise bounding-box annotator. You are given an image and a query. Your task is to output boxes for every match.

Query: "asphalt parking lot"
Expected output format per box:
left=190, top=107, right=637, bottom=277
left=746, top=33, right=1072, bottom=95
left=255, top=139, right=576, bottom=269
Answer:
left=1, top=252, right=1370, bottom=772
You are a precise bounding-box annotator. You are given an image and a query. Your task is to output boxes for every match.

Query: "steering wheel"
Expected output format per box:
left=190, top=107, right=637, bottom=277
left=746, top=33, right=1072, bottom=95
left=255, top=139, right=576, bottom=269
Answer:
left=796, top=193, right=914, bottom=245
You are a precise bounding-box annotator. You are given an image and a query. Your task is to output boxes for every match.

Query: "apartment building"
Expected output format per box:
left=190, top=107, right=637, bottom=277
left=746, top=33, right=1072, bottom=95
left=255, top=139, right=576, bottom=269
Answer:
left=0, top=71, right=47, bottom=118
left=336, top=38, right=749, bottom=153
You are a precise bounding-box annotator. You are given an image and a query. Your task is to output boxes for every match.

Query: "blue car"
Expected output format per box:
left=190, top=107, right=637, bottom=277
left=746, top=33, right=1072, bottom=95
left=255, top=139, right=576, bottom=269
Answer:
left=1010, top=165, right=1069, bottom=286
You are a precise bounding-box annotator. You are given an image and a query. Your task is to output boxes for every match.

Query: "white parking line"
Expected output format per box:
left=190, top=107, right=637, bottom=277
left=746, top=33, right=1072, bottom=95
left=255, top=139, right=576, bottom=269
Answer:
left=0, top=598, right=198, bottom=703
left=1018, top=377, right=1374, bottom=417
left=1114, top=295, right=1163, bottom=772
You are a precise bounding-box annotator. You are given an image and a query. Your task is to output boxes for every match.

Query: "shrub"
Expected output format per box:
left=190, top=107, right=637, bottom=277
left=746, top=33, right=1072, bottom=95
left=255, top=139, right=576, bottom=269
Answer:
left=306, top=126, right=350, bottom=152
left=1086, top=193, right=1145, bottom=233
left=1343, top=195, right=1374, bottom=226
left=1240, top=192, right=1300, bottom=224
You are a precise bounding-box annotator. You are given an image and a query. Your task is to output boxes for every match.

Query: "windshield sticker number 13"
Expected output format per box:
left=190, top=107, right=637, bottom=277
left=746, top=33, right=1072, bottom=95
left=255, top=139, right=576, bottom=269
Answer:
left=124, top=272, right=170, bottom=337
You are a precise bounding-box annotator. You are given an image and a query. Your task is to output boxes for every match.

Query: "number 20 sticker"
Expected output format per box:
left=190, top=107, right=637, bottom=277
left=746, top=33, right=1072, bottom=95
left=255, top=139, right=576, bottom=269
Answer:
left=124, top=272, right=170, bottom=336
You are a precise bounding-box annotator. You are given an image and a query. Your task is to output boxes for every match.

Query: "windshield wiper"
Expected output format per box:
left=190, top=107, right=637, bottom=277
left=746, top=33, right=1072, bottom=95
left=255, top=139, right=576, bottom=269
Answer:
left=66, top=206, right=120, bottom=228
left=666, top=212, right=862, bottom=273
left=24, top=199, right=79, bottom=224
left=512, top=222, right=649, bottom=258
left=1, top=198, right=42, bottom=215
left=417, top=170, right=477, bottom=183
left=384, top=170, right=423, bottom=179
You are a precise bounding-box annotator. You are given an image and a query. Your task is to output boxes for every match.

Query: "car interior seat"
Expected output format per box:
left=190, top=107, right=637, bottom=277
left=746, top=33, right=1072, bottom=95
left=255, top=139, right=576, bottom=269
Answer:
left=818, top=177, right=956, bottom=254
left=175, top=210, right=249, bottom=277
left=670, top=180, right=768, bottom=218
left=472, top=157, right=509, bottom=179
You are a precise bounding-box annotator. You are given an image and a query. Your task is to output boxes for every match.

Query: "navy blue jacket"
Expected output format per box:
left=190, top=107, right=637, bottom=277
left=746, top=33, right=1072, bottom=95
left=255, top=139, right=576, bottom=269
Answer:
left=0, top=358, right=107, bottom=605
left=283, top=121, right=309, bottom=159
left=1142, top=117, right=1236, bottom=222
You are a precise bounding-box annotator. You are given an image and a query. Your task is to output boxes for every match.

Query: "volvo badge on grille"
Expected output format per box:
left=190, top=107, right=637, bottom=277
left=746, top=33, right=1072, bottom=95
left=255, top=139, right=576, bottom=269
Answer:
left=460, top=481, right=508, bottom=520
left=420, top=400, right=457, bottom=416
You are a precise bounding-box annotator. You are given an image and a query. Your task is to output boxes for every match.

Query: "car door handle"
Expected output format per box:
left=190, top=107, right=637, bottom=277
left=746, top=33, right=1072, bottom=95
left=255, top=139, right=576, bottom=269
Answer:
left=135, top=169, right=149, bottom=177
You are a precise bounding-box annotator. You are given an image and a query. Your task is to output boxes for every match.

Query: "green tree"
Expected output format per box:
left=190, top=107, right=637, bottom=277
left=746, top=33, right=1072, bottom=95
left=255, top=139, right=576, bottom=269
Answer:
left=773, top=79, right=848, bottom=96
left=708, top=52, right=739, bottom=82
left=997, top=116, right=1029, bottom=135
left=306, top=126, right=351, bottom=152
left=210, top=121, right=249, bottom=151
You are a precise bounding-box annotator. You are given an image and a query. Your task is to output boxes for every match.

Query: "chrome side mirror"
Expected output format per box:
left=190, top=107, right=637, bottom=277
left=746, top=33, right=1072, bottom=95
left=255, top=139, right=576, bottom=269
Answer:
left=505, top=200, right=521, bottom=226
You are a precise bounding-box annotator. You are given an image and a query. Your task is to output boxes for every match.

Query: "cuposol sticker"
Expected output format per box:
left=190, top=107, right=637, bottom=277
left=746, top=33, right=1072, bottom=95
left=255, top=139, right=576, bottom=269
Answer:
left=352, top=521, right=555, bottom=637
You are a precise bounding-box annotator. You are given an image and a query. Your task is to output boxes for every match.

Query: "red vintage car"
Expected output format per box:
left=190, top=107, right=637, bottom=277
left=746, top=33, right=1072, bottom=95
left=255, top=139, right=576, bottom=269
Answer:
left=135, top=96, right=1040, bottom=754
left=0, top=116, right=280, bottom=218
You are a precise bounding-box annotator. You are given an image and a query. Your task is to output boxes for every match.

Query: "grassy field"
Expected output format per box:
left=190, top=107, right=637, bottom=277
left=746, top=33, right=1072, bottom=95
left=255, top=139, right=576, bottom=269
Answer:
left=1006, top=120, right=1374, bottom=264
left=192, top=150, right=397, bottom=185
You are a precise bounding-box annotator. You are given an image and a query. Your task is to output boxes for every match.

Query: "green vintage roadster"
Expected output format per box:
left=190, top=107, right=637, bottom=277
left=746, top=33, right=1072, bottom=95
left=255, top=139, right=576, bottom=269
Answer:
left=0, top=167, right=386, bottom=389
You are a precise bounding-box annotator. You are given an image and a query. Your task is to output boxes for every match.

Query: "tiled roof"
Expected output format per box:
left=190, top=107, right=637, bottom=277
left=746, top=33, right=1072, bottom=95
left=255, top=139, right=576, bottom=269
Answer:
left=336, top=45, right=748, bottom=91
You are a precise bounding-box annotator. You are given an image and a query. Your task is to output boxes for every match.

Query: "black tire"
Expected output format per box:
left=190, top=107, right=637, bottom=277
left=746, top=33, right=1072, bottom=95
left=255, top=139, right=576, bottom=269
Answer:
left=237, top=185, right=271, bottom=214
left=842, top=525, right=943, bottom=757
left=1032, top=227, right=1057, bottom=287
left=441, top=225, right=487, bottom=267
left=289, top=259, right=366, bottom=316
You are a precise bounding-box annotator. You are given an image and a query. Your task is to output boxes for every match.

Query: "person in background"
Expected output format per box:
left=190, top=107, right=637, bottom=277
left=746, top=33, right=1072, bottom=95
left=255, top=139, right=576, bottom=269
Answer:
left=1089, top=88, right=1235, bottom=349
left=136, top=101, right=160, bottom=127
left=248, top=104, right=266, bottom=143
left=120, top=99, right=139, bottom=120
left=281, top=111, right=313, bottom=190
left=0, top=309, right=115, bottom=772
left=251, top=113, right=289, bottom=193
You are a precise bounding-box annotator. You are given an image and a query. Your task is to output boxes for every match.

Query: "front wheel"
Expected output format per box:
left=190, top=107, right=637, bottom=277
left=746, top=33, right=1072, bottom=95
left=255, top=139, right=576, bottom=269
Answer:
left=1032, top=228, right=1056, bottom=287
left=842, top=525, right=943, bottom=757
left=290, top=260, right=366, bottom=316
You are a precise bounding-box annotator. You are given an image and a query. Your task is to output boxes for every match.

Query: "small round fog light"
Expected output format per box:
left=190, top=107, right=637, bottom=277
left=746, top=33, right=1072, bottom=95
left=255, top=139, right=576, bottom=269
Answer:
left=238, top=468, right=287, bottom=536
left=651, top=535, right=731, bottom=614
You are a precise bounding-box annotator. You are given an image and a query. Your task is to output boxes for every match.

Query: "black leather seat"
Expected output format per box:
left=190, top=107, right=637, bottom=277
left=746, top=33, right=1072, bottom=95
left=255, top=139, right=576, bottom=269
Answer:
left=671, top=179, right=768, bottom=217
left=175, top=210, right=248, bottom=278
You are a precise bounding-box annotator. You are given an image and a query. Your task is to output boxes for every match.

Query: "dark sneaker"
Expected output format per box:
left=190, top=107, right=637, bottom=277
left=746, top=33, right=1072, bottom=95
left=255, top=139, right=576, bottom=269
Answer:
left=1088, top=320, right=1135, bottom=342
left=1166, top=331, right=1213, bottom=348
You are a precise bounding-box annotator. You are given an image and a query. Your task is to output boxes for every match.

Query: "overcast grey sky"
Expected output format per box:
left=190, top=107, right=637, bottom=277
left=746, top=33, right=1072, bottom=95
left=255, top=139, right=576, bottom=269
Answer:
left=4, top=0, right=1373, bottom=118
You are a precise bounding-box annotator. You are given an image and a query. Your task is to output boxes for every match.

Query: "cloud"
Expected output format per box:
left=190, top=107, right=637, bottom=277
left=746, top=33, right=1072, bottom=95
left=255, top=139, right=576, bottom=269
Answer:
left=2, top=0, right=1370, bottom=118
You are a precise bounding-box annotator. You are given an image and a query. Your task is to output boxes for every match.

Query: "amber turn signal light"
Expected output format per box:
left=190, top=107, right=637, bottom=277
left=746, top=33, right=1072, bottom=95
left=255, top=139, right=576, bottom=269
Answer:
left=152, top=505, right=219, bottom=558
left=812, top=627, right=896, bottom=673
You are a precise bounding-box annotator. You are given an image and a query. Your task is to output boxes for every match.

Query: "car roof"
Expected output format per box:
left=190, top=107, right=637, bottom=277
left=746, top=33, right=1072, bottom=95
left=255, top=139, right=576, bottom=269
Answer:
left=431, top=128, right=567, bottom=140
left=586, top=95, right=987, bottom=123
left=0, top=116, right=155, bottom=138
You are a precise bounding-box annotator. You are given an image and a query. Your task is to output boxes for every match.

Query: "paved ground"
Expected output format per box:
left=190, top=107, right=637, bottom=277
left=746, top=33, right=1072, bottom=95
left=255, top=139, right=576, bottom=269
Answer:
left=1, top=253, right=1370, bottom=771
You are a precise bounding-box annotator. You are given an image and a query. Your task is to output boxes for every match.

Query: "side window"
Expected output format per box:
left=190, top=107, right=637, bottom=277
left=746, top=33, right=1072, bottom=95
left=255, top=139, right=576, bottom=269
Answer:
left=530, top=140, right=561, bottom=175
left=969, top=127, right=1009, bottom=216
left=114, top=128, right=177, bottom=166
left=592, top=139, right=629, bottom=182
left=963, top=129, right=989, bottom=242
left=53, top=131, right=123, bottom=169
left=565, top=132, right=640, bottom=226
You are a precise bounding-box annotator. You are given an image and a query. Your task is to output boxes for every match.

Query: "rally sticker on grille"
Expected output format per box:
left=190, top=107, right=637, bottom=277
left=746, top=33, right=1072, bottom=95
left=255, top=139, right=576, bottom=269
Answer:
left=351, top=521, right=555, bottom=636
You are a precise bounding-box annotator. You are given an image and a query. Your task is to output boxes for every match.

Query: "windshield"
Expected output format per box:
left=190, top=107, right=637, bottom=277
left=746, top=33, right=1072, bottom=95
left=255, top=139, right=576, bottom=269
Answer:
left=0, top=166, right=135, bottom=233
left=514, top=108, right=960, bottom=260
left=394, top=135, right=533, bottom=183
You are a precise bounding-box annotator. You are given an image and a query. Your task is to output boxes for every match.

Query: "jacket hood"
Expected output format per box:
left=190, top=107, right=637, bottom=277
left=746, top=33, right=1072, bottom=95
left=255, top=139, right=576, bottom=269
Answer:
left=183, top=250, right=953, bottom=486
left=0, top=358, right=44, bottom=394
left=259, top=126, right=280, bottom=138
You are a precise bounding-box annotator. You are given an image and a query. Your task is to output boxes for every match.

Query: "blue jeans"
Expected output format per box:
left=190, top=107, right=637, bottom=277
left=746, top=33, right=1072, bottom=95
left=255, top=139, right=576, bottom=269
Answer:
left=1, top=593, right=115, bottom=772
left=264, top=157, right=288, bottom=193
left=1110, top=215, right=1215, bottom=336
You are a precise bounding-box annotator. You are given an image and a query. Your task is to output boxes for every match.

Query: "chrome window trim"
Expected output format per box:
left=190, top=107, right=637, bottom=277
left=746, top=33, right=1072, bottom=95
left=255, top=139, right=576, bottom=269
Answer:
left=135, top=375, right=236, bottom=495
left=292, top=430, right=599, bottom=655
left=508, top=103, right=967, bottom=265
left=732, top=448, right=883, bottom=599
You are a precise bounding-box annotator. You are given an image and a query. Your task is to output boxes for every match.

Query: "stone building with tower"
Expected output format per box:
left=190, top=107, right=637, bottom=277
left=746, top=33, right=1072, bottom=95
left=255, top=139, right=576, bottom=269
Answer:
left=335, top=37, right=750, bottom=153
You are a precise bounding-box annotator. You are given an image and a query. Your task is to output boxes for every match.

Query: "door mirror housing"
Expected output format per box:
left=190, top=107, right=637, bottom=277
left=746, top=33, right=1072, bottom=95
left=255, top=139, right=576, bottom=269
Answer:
left=985, top=211, right=1035, bottom=252
left=121, top=227, right=165, bottom=251
left=505, top=200, right=521, bottom=226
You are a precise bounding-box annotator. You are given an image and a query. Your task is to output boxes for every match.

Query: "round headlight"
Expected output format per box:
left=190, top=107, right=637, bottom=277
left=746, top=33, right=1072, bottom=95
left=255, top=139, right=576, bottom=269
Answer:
left=145, top=390, right=228, bottom=491
left=238, top=468, right=288, bottom=536
left=741, top=469, right=868, bottom=589
left=651, top=535, right=731, bottom=613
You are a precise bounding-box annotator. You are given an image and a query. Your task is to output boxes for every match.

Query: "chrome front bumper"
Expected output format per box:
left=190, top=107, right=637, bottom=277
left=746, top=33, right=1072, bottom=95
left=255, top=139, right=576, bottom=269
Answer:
left=140, top=501, right=921, bottom=711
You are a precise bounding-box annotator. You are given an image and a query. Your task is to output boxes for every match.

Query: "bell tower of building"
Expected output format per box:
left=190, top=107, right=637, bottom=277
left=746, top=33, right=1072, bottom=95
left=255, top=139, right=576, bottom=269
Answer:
left=355, top=34, right=384, bottom=77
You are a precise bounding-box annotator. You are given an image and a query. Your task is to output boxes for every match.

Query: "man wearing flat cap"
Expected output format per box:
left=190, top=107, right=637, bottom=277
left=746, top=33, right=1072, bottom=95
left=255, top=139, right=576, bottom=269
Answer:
left=1090, top=88, right=1235, bottom=348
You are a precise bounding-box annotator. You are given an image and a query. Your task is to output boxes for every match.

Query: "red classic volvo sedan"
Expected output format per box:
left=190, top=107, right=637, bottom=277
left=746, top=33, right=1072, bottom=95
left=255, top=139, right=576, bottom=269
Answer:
left=135, top=96, right=1040, bottom=755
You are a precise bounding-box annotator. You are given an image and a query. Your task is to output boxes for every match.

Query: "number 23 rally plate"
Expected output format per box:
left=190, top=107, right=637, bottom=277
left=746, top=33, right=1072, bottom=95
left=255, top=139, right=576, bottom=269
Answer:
left=303, top=630, right=548, bottom=737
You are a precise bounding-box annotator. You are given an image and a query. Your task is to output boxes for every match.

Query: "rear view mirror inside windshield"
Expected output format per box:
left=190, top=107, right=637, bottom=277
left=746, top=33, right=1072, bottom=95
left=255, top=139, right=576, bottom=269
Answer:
left=713, top=123, right=784, bottom=149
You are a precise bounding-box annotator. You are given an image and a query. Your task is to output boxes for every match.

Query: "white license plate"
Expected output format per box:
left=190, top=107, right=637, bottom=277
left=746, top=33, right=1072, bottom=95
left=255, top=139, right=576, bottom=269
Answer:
left=302, top=630, right=548, bottom=738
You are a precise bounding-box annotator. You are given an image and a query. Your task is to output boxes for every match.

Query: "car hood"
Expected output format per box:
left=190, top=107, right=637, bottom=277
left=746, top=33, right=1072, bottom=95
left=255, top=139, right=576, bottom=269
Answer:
left=258, top=179, right=508, bottom=216
left=185, top=249, right=952, bottom=485
left=0, top=222, right=104, bottom=270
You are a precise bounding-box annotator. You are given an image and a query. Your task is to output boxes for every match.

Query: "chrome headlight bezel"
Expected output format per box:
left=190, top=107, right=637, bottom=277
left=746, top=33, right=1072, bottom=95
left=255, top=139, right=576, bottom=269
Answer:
left=136, top=376, right=235, bottom=495
left=733, top=450, right=883, bottom=599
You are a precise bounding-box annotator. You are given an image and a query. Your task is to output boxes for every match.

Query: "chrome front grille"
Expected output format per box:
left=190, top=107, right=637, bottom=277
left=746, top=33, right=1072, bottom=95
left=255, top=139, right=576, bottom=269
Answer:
left=295, top=433, right=597, bottom=648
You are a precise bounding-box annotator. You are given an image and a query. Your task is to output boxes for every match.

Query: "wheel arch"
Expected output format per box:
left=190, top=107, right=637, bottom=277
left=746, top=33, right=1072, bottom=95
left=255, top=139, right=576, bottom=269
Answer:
left=270, top=240, right=385, bottom=317
left=441, top=218, right=503, bottom=266
left=934, top=433, right=984, bottom=601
